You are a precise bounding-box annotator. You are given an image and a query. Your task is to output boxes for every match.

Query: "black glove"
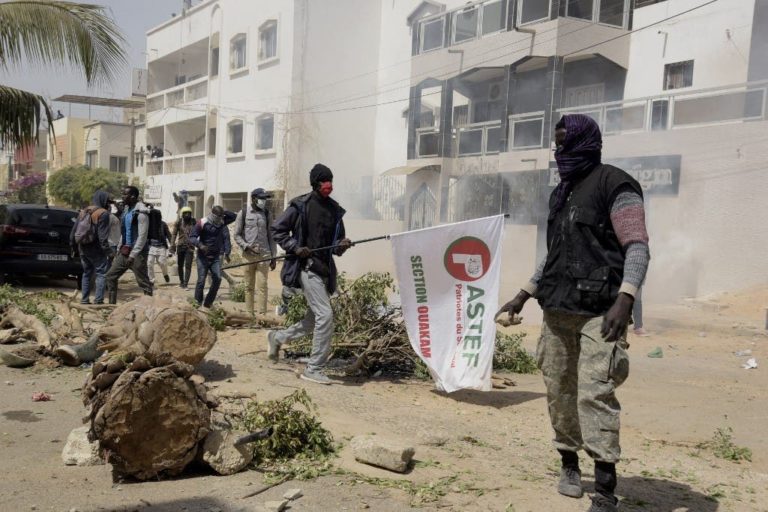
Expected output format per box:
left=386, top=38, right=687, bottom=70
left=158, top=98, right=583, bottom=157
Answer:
left=337, top=238, right=352, bottom=255
left=295, top=246, right=311, bottom=258
left=269, top=259, right=277, bottom=271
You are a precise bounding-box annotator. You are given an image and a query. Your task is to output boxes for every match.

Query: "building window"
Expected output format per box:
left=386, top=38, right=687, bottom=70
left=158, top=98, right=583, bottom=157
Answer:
left=109, top=156, right=127, bottom=173
left=452, top=5, right=479, bottom=44
left=566, top=0, right=593, bottom=20
left=664, top=60, right=694, bottom=90
left=210, top=47, right=220, bottom=77
left=599, top=0, right=626, bottom=26
left=134, top=150, right=144, bottom=168
left=519, top=0, right=551, bottom=25
left=208, top=127, right=217, bottom=156
left=255, top=115, right=274, bottom=151
left=420, top=17, right=445, bottom=53
left=227, top=120, right=244, bottom=155
left=85, top=150, right=97, bottom=169
left=258, top=20, right=278, bottom=62
left=230, top=34, right=247, bottom=72
left=481, top=0, right=505, bottom=36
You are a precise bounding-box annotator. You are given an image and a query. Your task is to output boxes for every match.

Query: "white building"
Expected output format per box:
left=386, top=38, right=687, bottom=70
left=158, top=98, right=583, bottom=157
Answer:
left=144, top=0, right=768, bottom=301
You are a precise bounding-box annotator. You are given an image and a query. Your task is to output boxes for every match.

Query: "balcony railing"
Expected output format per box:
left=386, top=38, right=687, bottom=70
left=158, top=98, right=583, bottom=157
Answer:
left=558, top=80, right=768, bottom=135
left=455, top=120, right=501, bottom=156
left=145, top=151, right=206, bottom=175
left=146, top=76, right=209, bottom=113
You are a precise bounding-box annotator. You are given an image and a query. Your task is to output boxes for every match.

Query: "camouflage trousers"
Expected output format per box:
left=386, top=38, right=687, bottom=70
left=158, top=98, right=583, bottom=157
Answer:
left=536, top=310, right=630, bottom=463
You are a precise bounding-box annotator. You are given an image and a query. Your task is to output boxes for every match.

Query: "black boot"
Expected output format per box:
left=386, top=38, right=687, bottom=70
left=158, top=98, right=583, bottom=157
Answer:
left=589, top=461, right=618, bottom=512
left=557, top=450, right=583, bottom=498
left=108, top=289, right=117, bottom=305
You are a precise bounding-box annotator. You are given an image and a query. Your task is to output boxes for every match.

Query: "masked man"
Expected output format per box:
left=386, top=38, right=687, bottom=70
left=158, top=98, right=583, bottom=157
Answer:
left=171, top=206, right=196, bottom=289
left=234, top=188, right=277, bottom=315
left=190, top=205, right=236, bottom=308
left=268, top=164, right=352, bottom=385
left=498, top=115, right=650, bottom=512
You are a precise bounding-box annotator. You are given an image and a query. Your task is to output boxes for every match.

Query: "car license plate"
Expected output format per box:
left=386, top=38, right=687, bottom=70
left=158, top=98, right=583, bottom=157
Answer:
left=37, top=254, right=68, bottom=261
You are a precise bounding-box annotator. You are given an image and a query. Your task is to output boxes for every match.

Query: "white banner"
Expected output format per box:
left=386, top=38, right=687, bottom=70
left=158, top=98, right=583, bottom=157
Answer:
left=391, top=215, right=504, bottom=393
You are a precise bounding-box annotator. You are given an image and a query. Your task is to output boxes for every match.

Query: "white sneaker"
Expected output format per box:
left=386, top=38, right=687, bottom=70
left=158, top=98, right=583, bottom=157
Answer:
left=300, top=368, right=332, bottom=385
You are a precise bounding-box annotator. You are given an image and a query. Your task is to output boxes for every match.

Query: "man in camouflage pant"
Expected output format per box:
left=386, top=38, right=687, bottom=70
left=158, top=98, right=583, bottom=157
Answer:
left=498, top=115, right=649, bottom=512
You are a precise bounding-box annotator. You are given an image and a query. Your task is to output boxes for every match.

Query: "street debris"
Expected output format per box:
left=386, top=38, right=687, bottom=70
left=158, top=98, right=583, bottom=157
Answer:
left=647, top=347, right=664, bottom=358
left=200, top=429, right=254, bottom=476
left=264, top=500, right=289, bottom=512
left=31, top=392, right=51, bottom=401
left=282, top=488, right=303, bottom=501
left=350, top=435, right=415, bottom=473
left=61, top=426, right=103, bottom=466
left=741, top=358, right=758, bottom=370
left=734, top=349, right=752, bottom=356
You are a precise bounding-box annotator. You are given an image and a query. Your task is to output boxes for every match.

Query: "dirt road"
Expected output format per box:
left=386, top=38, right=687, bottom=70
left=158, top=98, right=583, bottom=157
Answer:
left=1, top=274, right=766, bottom=511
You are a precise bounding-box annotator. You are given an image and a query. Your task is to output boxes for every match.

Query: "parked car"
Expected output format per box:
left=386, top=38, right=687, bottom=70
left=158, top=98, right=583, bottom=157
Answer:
left=0, top=204, right=82, bottom=285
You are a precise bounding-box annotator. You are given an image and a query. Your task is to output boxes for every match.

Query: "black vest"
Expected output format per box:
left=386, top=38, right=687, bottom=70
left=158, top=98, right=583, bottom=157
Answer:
left=536, top=164, right=643, bottom=317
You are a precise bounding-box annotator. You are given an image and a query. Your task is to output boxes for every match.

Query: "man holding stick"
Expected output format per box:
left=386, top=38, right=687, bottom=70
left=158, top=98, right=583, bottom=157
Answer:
left=267, top=163, right=352, bottom=385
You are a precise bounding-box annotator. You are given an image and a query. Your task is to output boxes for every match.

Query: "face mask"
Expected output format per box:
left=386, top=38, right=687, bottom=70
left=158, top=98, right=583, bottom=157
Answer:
left=182, top=213, right=191, bottom=221
left=210, top=213, right=223, bottom=225
left=318, top=182, right=333, bottom=198
left=255, top=199, right=267, bottom=209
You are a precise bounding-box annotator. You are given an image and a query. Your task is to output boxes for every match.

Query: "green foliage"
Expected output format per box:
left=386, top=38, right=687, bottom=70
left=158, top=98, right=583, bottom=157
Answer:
left=231, top=282, right=247, bottom=303
left=238, top=389, right=335, bottom=463
left=207, top=306, right=227, bottom=331
left=705, top=427, right=752, bottom=462
left=494, top=332, right=537, bottom=374
left=8, top=173, right=46, bottom=204
left=348, top=474, right=460, bottom=506
left=0, top=284, right=55, bottom=325
left=48, top=165, right=128, bottom=208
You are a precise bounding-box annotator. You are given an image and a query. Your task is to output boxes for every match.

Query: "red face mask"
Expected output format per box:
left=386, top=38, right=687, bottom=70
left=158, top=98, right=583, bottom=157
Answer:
left=318, top=181, right=333, bottom=198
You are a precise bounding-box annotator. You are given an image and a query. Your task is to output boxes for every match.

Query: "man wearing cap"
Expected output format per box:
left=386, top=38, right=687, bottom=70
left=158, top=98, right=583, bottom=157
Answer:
left=268, top=163, right=352, bottom=385
left=234, top=188, right=277, bottom=315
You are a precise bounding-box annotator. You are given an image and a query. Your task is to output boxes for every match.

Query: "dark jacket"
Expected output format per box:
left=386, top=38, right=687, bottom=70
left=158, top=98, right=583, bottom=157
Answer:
left=171, top=217, right=196, bottom=249
left=536, top=164, right=642, bottom=316
left=189, top=211, right=236, bottom=260
left=149, top=220, right=172, bottom=249
left=271, top=192, right=346, bottom=294
left=70, top=190, right=111, bottom=257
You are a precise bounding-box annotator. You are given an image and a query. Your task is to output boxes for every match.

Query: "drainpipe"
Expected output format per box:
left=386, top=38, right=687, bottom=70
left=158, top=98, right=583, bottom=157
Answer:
left=514, top=26, right=536, bottom=55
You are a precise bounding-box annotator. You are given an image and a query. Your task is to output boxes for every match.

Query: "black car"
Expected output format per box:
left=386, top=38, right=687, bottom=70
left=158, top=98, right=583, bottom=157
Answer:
left=0, top=204, right=82, bottom=285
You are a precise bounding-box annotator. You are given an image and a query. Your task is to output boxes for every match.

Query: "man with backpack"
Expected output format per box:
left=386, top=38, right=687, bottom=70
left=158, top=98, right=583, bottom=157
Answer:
left=70, top=190, right=112, bottom=304
left=190, top=205, right=236, bottom=308
left=234, top=188, right=277, bottom=315
left=105, top=186, right=153, bottom=303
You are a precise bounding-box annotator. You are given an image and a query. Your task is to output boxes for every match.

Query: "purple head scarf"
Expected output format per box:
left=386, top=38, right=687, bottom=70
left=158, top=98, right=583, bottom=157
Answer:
left=552, top=114, right=602, bottom=213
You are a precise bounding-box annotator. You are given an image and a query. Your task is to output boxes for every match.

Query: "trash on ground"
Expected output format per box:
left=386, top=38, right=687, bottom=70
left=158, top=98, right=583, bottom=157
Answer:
left=647, top=347, right=664, bottom=359
left=741, top=358, right=758, bottom=370
left=31, top=392, right=51, bottom=401
left=734, top=349, right=752, bottom=357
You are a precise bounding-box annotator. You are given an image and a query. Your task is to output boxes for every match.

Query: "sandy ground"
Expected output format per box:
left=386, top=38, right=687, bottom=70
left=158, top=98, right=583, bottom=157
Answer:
left=1, top=268, right=767, bottom=512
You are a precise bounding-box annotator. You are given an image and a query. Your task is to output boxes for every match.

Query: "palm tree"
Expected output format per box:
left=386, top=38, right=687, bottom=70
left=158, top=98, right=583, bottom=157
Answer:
left=0, top=1, right=126, bottom=148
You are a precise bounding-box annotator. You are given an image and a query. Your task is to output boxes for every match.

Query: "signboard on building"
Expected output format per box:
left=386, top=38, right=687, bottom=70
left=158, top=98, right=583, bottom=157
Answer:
left=547, top=155, right=682, bottom=195
left=132, top=68, right=148, bottom=97
left=144, top=185, right=162, bottom=203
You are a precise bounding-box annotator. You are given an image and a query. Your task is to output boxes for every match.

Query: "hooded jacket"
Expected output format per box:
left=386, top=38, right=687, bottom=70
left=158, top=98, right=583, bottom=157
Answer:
left=70, top=190, right=112, bottom=257
left=271, top=192, right=346, bottom=294
left=189, top=211, right=237, bottom=260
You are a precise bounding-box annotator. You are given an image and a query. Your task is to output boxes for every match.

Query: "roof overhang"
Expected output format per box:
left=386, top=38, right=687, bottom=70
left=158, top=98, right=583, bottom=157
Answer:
left=382, top=164, right=440, bottom=177
left=53, top=95, right=145, bottom=109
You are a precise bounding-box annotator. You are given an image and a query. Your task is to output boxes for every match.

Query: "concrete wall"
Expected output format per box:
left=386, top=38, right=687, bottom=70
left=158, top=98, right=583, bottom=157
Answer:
left=625, top=0, right=756, bottom=99
left=83, top=123, right=133, bottom=171
left=603, top=121, right=768, bottom=300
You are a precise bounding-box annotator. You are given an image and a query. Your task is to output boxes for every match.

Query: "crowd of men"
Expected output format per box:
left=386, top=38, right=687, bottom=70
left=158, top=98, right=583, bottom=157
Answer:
left=69, top=115, right=646, bottom=512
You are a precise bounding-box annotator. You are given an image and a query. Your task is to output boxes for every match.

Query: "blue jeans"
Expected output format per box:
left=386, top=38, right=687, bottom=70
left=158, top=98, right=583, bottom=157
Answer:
left=81, top=252, right=108, bottom=303
left=195, top=256, right=222, bottom=307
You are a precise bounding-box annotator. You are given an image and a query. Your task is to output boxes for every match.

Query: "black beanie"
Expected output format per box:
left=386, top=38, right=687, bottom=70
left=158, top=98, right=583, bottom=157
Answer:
left=309, top=163, right=333, bottom=188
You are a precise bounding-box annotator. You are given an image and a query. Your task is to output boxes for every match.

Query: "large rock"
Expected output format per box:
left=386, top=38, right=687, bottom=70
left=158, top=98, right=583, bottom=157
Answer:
left=350, top=435, right=415, bottom=473
left=61, top=426, right=103, bottom=466
left=201, top=429, right=253, bottom=475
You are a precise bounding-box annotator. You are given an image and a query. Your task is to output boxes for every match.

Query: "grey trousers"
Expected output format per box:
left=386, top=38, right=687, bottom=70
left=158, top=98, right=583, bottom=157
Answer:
left=105, top=251, right=153, bottom=295
left=273, top=270, right=333, bottom=372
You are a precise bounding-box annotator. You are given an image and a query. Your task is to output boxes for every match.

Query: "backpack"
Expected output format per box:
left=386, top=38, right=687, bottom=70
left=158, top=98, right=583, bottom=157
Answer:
left=74, top=207, right=106, bottom=245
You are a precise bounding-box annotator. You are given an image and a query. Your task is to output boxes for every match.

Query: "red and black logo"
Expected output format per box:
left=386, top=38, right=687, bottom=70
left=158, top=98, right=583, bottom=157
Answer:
left=443, top=237, right=491, bottom=282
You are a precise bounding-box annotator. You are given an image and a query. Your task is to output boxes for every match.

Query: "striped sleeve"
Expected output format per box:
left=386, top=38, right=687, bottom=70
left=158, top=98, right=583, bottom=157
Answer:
left=610, top=189, right=650, bottom=297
